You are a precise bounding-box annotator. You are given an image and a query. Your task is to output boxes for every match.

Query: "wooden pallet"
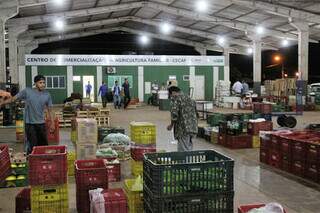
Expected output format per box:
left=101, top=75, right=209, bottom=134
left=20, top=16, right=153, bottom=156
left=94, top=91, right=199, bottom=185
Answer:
left=96, top=116, right=110, bottom=127
left=88, top=110, right=100, bottom=118
left=77, top=111, right=88, bottom=118
left=0, top=112, right=3, bottom=126
left=99, top=109, right=110, bottom=117
left=55, top=112, right=63, bottom=120
left=59, top=119, right=72, bottom=128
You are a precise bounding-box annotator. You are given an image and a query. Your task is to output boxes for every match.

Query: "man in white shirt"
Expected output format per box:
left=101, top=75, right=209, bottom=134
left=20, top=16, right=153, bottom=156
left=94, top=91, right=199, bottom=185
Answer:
left=232, top=81, right=243, bottom=95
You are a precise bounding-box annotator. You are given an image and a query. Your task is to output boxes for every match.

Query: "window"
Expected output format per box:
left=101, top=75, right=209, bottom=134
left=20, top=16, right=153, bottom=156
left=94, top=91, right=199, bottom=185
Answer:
left=73, top=76, right=81, bottom=81
left=45, top=76, right=66, bottom=89
left=183, top=75, right=190, bottom=81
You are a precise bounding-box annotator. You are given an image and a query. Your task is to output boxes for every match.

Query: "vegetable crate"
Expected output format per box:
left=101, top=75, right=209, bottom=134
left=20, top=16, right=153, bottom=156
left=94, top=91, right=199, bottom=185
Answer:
left=106, top=162, right=121, bottom=182
left=31, top=184, right=68, bottom=213
left=91, top=188, right=128, bottom=213
left=131, top=144, right=156, bottom=161
left=75, top=159, right=108, bottom=213
left=226, top=134, right=252, bottom=149
left=130, top=122, right=156, bottom=145
left=247, top=121, right=273, bottom=136
left=0, top=145, right=11, bottom=185
left=16, top=187, right=31, bottom=213
left=28, top=145, right=67, bottom=186
left=124, top=179, right=143, bottom=213
left=143, top=150, right=234, bottom=198
left=144, top=188, right=234, bottom=213
left=67, top=151, right=76, bottom=176
left=131, top=159, right=143, bottom=177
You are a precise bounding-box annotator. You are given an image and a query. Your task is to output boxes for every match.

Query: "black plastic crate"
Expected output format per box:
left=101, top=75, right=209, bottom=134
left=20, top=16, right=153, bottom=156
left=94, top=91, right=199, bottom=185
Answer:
left=143, top=150, right=234, bottom=198
left=144, top=186, right=234, bottom=213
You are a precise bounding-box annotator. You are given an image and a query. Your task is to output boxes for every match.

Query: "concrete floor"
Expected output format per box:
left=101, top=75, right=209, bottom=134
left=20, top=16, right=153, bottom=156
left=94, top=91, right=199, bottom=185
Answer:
left=1, top=105, right=320, bottom=212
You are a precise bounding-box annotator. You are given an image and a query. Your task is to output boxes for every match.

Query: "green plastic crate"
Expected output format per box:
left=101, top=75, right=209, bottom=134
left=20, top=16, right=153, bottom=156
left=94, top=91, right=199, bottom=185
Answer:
left=207, top=113, right=226, bottom=126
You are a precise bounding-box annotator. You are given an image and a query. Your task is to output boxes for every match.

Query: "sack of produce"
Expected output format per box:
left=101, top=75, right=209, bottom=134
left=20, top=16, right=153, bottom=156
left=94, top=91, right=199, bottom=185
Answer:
left=102, top=133, right=130, bottom=146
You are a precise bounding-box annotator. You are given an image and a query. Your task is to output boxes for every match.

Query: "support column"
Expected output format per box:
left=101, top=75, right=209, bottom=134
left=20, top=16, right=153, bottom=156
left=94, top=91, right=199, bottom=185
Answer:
left=213, top=67, right=219, bottom=100
left=31, top=66, right=38, bottom=85
left=138, top=66, right=144, bottom=102
left=17, top=38, right=34, bottom=66
left=223, top=46, right=230, bottom=83
left=0, top=3, right=19, bottom=83
left=189, top=66, right=195, bottom=99
left=97, top=66, right=102, bottom=103
left=290, top=19, right=309, bottom=96
left=194, top=47, right=207, bottom=56
left=18, top=66, right=26, bottom=90
left=252, top=37, right=262, bottom=95
left=8, top=26, right=27, bottom=84
left=67, top=66, right=73, bottom=97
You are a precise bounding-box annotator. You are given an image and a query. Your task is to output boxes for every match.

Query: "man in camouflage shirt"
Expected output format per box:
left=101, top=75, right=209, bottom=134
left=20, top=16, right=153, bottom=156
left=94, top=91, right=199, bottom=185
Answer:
left=167, top=81, right=198, bottom=151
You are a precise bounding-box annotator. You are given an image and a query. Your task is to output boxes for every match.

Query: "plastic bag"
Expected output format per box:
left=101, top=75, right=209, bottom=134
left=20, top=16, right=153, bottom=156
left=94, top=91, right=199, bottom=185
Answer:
left=102, top=133, right=130, bottom=145
left=248, top=203, right=285, bottom=213
left=89, top=188, right=105, bottom=213
left=131, top=175, right=143, bottom=191
left=96, top=148, right=118, bottom=158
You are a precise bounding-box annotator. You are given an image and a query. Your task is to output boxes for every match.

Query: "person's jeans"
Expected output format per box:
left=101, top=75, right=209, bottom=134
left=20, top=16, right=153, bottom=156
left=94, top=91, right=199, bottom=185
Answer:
left=113, top=95, right=121, bottom=109
left=25, top=123, right=48, bottom=155
left=101, top=95, right=107, bottom=108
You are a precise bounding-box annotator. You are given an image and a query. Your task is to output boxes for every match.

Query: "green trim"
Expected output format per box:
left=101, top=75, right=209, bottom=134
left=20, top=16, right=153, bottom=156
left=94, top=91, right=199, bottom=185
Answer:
left=195, top=66, right=214, bottom=100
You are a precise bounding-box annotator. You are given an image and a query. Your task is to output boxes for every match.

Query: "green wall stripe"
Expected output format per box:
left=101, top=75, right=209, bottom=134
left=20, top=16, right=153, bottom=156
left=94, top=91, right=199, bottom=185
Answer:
left=26, top=66, right=32, bottom=87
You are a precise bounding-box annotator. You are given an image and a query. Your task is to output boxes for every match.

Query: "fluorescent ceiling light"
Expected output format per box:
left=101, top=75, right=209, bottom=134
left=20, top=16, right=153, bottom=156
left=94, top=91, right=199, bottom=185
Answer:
left=256, top=26, right=264, bottom=35
left=54, top=19, right=65, bottom=31
left=247, top=48, right=253, bottom=54
left=139, top=35, right=150, bottom=45
left=217, top=36, right=225, bottom=45
left=160, top=22, right=173, bottom=35
left=281, top=39, right=289, bottom=47
left=195, top=0, right=208, bottom=13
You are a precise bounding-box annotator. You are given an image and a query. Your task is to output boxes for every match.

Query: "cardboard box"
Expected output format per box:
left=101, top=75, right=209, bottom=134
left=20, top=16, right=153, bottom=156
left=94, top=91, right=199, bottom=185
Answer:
left=76, top=118, right=98, bottom=143
left=76, top=143, right=97, bottom=160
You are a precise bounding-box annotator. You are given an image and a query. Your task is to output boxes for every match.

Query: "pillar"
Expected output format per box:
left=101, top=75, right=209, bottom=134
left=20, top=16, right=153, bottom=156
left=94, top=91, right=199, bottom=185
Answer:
left=67, top=66, right=73, bottom=97
left=213, top=67, right=219, bottom=100
left=8, top=26, right=27, bottom=84
left=253, top=39, right=262, bottom=95
left=138, top=66, right=144, bottom=102
left=189, top=66, right=195, bottom=99
left=17, top=38, right=34, bottom=66
left=290, top=19, right=309, bottom=96
left=223, top=46, right=230, bottom=83
left=0, top=18, right=5, bottom=83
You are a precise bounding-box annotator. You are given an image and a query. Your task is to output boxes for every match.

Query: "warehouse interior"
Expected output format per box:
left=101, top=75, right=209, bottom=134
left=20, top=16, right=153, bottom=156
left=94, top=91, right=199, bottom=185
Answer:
left=1, top=0, right=320, bottom=213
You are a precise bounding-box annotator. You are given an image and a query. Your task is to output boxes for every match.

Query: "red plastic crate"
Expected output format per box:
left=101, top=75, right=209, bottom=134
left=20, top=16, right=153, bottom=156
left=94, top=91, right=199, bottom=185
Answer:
left=248, top=121, right=273, bottom=136
left=46, top=118, right=60, bottom=144
left=279, top=137, right=292, bottom=157
left=15, top=188, right=31, bottom=213
left=226, top=134, right=252, bottom=149
left=238, top=204, right=286, bottom=213
left=281, top=156, right=291, bottom=173
left=130, top=144, right=156, bottom=161
left=270, top=134, right=280, bottom=151
left=305, top=162, right=319, bottom=183
left=218, top=133, right=227, bottom=146
left=75, top=159, right=108, bottom=190
left=306, top=142, right=320, bottom=163
left=261, top=103, right=272, bottom=114
left=29, top=145, right=67, bottom=186
left=260, top=148, right=269, bottom=164
left=260, top=137, right=270, bottom=150
left=0, top=145, right=11, bottom=184
left=106, top=163, right=121, bottom=182
left=91, top=188, right=128, bottom=213
left=76, top=189, right=91, bottom=213
left=253, top=102, right=262, bottom=113
left=291, top=139, right=306, bottom=161
left=291, top=160, right=305, bottom=177
left=268, top=149, right=281, bottom=168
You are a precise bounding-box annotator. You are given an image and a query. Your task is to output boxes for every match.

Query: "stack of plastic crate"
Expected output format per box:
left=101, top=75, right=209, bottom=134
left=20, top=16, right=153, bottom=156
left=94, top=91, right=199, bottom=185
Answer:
left=28, top=145, right=68, bottom=213
left=75, top=159, right=108, bottom=213
left=0, top=145, right=11, bottom=186
left=143, top=150, right=234, bottom=213
left=75, top=118, right=98, bottom=160
left=130, top=122, right=156, bottom=177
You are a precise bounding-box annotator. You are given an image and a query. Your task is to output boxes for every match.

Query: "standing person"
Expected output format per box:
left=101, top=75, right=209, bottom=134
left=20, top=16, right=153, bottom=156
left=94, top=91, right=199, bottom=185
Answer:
left=98, top=81, right=108, bottom=108
left=0, top=75, right=55, bottom=154
left=167, top=81, right=198, bottom=152
left=232, top=80, right=243, bottom=95
left=122, top=78, right=131, bottom=109
left=85, top=81, right=92, bottom=98
left=112, top=81, right=121, bottom=109
left=242, top=80, right=249, bottom=95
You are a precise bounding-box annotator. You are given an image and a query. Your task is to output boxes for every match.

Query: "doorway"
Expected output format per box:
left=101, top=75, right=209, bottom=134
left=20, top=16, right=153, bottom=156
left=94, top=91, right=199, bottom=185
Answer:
left=194, top=75, right=205, bottom=100
left=83, top=76, right=95, bottom=102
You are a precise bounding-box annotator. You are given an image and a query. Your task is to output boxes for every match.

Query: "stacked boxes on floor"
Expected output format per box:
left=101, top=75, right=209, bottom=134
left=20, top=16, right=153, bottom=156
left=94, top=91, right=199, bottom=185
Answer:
left=28, top=145, right=68, bottom=213
left=130, top=122, right=156, bottom=177
left=16, top=187, right=31, bottom=213
left=253, top=103, right=273, bottom=121
left=75, top=159, right=108, bottom=213
left=143, top=150, right=234, bottom=212
left=260, top=130, right=320, bottom=184
left=248, top=120, right=273, bottom=148
left=0, top=145, right=11, bottom=186
left=76, top=118, right=98, bottom=160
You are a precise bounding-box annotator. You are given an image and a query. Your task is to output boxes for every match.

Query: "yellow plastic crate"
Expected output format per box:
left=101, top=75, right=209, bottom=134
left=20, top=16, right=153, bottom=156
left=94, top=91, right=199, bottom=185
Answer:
left=31, top=184, right=68, bottom=213
left=131, top=159, right=143, bottom=177
left=130, top=122, right=156, bottom=145
left=67, top=151, right=76, bottom=176
left=211, top=132, right=218, bottom=144
left=124, top=179, right=143, bottom=213
left=252, top=135, right=260, bottom=148
left=71, top=130, right=77, bottom=143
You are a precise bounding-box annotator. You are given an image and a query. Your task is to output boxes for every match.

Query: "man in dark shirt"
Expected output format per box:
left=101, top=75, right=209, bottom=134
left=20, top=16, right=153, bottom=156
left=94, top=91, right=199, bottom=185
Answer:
left=122, top=78, right=131, bottom=109
left=98, top=81, right=108, bottom=108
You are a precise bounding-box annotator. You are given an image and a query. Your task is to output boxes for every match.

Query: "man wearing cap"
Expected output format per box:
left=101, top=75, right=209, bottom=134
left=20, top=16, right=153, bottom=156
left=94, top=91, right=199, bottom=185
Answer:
left=0, top=75, right=55, bottom=154
left=167, top=80, right=198, bottom=151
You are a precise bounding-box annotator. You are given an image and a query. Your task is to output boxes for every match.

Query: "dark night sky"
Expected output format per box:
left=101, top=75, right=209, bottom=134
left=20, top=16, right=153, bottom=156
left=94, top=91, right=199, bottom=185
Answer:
left=33, top=31, right=320, bottom=84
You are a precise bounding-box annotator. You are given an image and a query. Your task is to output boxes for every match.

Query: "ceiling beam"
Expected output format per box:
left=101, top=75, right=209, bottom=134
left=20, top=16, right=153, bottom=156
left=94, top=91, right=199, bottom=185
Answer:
left=18, top=0, right=48, bottom=8
left=230, top=0, right=320, bottom=25
left=7, top=1, right=146, bottom=26
left=145, top=1, right=298, bottom=40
